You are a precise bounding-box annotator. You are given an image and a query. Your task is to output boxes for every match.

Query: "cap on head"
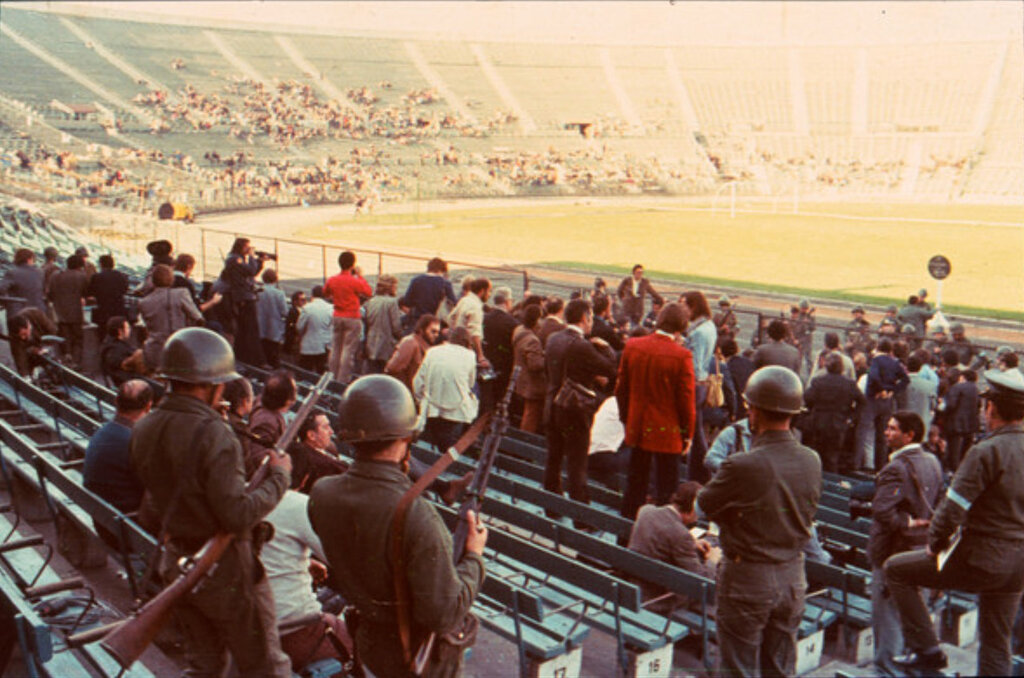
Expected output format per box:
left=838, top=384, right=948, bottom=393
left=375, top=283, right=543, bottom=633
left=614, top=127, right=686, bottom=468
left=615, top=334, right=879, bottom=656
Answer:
left=901, top=324, right=916, bottom=335
left=852, top=305, right=864, bottom=314
left=981, top=369, right=1024, bottom=403
left=718, top=295, right=731, bottom=307
left=158, top=327, right=240, bottom=384
left=799, top=298, right=810, bottom=310
left=146, top=239, right=173, bottom=257
left=887, top=305, right=898, bottom=313
left=337, top=375, right=417, bottom=443
left=997, top=346, right=1014, bottom=358
left=950, top=322, right=965, bottom=334
left=742, top=366, right=804, bottom=415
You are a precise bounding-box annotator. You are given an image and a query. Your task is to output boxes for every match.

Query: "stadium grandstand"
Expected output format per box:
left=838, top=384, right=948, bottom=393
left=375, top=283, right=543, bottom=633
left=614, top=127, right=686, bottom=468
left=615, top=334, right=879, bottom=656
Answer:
left=0, top=2, right=1023, bottom=677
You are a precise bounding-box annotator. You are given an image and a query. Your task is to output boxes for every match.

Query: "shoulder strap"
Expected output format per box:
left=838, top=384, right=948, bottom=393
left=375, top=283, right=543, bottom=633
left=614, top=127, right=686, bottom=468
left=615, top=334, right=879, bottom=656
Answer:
left=732, top=423, right=745, bottom=453
left=390, top=454, right=458, bottom=668
left=896, top=453, right=934, bottom=518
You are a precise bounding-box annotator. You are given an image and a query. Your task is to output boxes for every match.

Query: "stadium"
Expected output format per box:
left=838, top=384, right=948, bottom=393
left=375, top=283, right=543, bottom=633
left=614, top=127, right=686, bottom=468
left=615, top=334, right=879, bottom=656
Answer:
left=0, top=1, right=1022, bottom=676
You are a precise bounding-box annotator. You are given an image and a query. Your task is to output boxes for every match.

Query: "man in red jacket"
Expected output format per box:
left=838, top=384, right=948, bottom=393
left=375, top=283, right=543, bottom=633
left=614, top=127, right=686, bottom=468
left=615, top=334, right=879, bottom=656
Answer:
left=617, top=302, right=696, bottom=521
left=324, top=251, right=372, bottom=384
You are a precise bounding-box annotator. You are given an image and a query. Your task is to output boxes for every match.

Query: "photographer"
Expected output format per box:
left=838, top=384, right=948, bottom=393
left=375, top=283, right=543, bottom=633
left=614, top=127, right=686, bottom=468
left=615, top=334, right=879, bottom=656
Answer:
left=220, top=237, right=271, bottom=365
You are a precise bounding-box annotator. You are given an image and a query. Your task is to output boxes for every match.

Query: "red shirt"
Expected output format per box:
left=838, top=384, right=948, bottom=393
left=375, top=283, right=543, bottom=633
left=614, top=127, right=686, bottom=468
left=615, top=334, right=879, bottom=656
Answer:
left=324, top=271, right=372, bottom=318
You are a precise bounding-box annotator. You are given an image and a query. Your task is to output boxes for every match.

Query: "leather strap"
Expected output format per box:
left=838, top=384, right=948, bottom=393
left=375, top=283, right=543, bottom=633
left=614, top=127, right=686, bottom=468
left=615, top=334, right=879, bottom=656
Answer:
left=390, top=414, right=490, bottom=669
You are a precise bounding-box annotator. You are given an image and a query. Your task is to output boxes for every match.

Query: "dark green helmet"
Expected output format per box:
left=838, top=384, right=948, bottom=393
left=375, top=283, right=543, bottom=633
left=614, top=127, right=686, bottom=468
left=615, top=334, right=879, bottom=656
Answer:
left=158, top=328, right=240, bottom=384
left=743, top=366, right=804, bottom=415
left=799, top=298, right=810, bottom=310
left=337, top=375, right=417, bottom=443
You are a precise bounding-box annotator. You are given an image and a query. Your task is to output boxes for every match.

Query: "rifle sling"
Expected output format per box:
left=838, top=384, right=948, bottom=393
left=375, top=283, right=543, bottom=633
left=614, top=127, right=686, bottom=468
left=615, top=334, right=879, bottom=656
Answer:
left=390, top=415, right=490, bottom=669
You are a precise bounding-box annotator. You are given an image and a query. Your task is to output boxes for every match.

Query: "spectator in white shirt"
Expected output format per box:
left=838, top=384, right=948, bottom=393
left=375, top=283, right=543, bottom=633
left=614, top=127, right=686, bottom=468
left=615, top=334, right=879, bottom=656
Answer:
left=414, top=326, right=478, bottom=453
left=296, top=285, right=333, bottom=373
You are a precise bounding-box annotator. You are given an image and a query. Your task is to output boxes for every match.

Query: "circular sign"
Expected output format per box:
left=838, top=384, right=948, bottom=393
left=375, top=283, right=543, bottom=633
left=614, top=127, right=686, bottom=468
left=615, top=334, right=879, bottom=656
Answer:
left=928, top=255, right=951, bottom=280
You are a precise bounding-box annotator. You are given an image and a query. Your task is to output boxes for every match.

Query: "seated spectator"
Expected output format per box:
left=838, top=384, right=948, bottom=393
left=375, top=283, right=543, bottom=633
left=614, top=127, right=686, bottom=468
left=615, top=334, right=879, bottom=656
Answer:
left=6, top=308, right=56, bottom=377
left=627, top=481, right=720, bottom=613
left=87, top=254, right=129, bottom=331
left=386, top=314, right=439, bottom=393
left=288, top=412, right=347, bottom=494
left=83, top=380, right=153, bottom=547
left=248, top=370, right=297, bottom=476
left=297, top=286, right=332, bottom=373
left=263, top=489, right=355, bottom=673
left=363, top=274, right=404, bottom=374
left=100, top=316, right=146, bottom=386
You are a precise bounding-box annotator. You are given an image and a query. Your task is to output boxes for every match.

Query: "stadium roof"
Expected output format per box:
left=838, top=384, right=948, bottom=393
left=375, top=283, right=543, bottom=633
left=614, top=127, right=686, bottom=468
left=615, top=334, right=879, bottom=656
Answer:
left=17, top=1, right=1023, bottom=47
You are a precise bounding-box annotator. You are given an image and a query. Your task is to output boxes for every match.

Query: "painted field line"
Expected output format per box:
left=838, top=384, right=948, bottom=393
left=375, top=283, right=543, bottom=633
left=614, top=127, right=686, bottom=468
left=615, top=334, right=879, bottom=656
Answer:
left=649, top=204, right=1024, bottom=229
left=326, top=223, right=435, bottom=232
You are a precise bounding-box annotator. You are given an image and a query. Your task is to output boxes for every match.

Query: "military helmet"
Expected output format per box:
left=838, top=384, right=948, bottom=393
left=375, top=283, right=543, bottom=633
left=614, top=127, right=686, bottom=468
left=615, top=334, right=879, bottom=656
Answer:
left=159, top=327, right=240, bottom=384
left=852, top=305, right=865, bottom=314
left=743, top=366, right=804, bottom=415
left=799, top=298, right=810, bottom=310
left=950, top=322, right=965, bottom=335
left=997, top=346, right=1014, bottom=358
left=719, top=295, right=731, bottom=307
left=900, top=324, right=916, bottom=335
left=887, top=304, right=898, bottom=313
left=337, top=375, right=417, bottom=443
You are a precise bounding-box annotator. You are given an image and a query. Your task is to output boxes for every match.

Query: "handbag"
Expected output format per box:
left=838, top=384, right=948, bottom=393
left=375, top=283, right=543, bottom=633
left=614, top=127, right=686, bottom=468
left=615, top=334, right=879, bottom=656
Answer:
left=705, top=350, right=725, bottom=408
left=554, top=377, right=600, bottom=417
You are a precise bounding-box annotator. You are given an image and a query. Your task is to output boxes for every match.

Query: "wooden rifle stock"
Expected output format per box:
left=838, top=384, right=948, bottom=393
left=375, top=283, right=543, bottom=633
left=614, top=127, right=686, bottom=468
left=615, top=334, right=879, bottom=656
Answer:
left=83, top=372, right=334, bottom=669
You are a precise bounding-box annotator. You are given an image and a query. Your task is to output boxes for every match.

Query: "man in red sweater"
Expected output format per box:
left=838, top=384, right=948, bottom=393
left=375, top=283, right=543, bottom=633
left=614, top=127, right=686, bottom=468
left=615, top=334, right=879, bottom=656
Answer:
left=324, top=251, right=372, bottom=384
left=617, top=302, right=696, bottom=521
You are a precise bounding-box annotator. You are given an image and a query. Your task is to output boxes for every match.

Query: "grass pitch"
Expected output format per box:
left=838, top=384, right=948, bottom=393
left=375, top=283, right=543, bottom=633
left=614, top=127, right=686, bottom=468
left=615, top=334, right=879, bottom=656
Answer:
left=295, top=198, right=1024, bottom=318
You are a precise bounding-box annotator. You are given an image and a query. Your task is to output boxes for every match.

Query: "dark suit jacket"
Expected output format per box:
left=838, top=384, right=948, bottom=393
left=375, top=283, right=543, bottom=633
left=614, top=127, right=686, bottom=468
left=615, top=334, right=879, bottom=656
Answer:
left=727, top=355, right=755, bottom=398
left=48, top=269, right=88, bottom=324
left=616, top=333, right=696, bottom=453
left=536, top=316, right=564, bottom=348
left=945, top=381, right=979, bottom=435
left=483, top=308, right=518, bottom=377
left=0, top=264, right=45, bottom=315
left=88, top=268, right=130, bottom=328
left=804, top=373, right=865, bottom=431
left=868, top=446, right=943, bottom=567
left=752, top=340, right=801, bottom=373
left=592, top=315, right=625, bottom=352
left=617, top=276, right=663, bottom=322
left=544, top=328, right=575, bottom=419
left=562, top=331, right=617, bottom=397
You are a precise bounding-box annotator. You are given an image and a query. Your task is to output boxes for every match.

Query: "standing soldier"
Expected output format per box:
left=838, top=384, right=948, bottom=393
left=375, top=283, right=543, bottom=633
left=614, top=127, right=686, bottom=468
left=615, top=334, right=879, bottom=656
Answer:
left=308, top=375, right=487, bottom=678
left=713, top=296, right=739, bottom=340
left=846, top=305, right=872, bottom=354
left=698, top=366, right=822, bottom=676
left=791, top=299, right=816, bottom=377
left=131, top=328, right=292, bottom=677
left=885, top=370, right=1024, bottom=676
left=949, top=322, right=976, bottom=366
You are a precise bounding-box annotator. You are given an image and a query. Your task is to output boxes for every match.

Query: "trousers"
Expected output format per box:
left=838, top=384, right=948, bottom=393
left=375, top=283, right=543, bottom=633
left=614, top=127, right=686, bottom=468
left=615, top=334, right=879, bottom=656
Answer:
left=329, top=316, right=363, bottom=384
left=620, top=448, right=680, bottom=520
left=717, top=556, right=806, bottom=678
left=544, top=405, right=591, bottom=505
left=871, top=566, right=904, bottom=671
left=884, top=535, right=1024, bottom=677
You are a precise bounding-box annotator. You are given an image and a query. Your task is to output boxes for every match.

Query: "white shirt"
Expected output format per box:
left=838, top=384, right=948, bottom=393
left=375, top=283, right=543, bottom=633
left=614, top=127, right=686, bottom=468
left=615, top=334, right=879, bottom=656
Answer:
left=262, top=491, right=327, bottom=624
left=448, top=293, right=484, bottom=339
left=414, top=343, right=479, bottom=423
left=297, top=297, right=333, bottom=355
left=588, top=396, right=624, bottom=455
left=889, top=442, right=921, bottom=462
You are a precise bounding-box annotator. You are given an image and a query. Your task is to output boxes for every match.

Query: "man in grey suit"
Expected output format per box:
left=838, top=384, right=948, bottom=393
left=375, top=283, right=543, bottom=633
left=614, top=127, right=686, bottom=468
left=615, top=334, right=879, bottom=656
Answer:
left=753, top=319, right=801, bottom=373
left=0, top=248, right=45, bottom=316
left=899, top=353, right=938, bottom=431
left=47, top=254, right=89, bottom=367
left=868, top=411, right=943, bottom=675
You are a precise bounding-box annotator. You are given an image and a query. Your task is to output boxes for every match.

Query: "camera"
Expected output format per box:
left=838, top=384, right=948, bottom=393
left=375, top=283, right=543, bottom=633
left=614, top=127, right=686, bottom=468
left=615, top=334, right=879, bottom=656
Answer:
left=255, top=250, right=277, bottom=261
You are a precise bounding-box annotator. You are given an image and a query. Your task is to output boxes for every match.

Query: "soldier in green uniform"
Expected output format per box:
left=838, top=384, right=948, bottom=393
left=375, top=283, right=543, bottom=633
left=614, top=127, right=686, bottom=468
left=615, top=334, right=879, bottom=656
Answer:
left=698, top=366, right=822, bottom=676
left=878, top=305, right=900, bottom=337
left=949, top=322, right=976, bottom=366
left=791, top=299, right=816, bottom=377
left=885, top=369, right=1024, bottom=675
left=131, top=328, right=292, bottom=677
left=308, top=375, right=487, bottom=678
left=846, top=306, right=872, bottom=355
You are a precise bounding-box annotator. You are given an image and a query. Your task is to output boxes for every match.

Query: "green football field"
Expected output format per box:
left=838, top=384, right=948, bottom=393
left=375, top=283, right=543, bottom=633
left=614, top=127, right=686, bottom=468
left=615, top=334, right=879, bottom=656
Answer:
left=292, top=198, right=1024, bottom=316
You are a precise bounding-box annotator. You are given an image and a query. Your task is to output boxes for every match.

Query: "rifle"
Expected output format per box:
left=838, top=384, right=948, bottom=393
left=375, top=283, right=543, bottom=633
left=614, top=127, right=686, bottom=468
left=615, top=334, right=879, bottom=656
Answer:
left=410, top=367, right=520, bottom=675
left=68, top=372, right=334, bottom=669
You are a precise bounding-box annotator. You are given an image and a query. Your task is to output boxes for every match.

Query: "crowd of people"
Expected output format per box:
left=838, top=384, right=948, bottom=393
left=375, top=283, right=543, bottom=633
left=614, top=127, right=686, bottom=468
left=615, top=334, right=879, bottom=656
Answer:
left=4, top=241, right=1024, bottom=677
